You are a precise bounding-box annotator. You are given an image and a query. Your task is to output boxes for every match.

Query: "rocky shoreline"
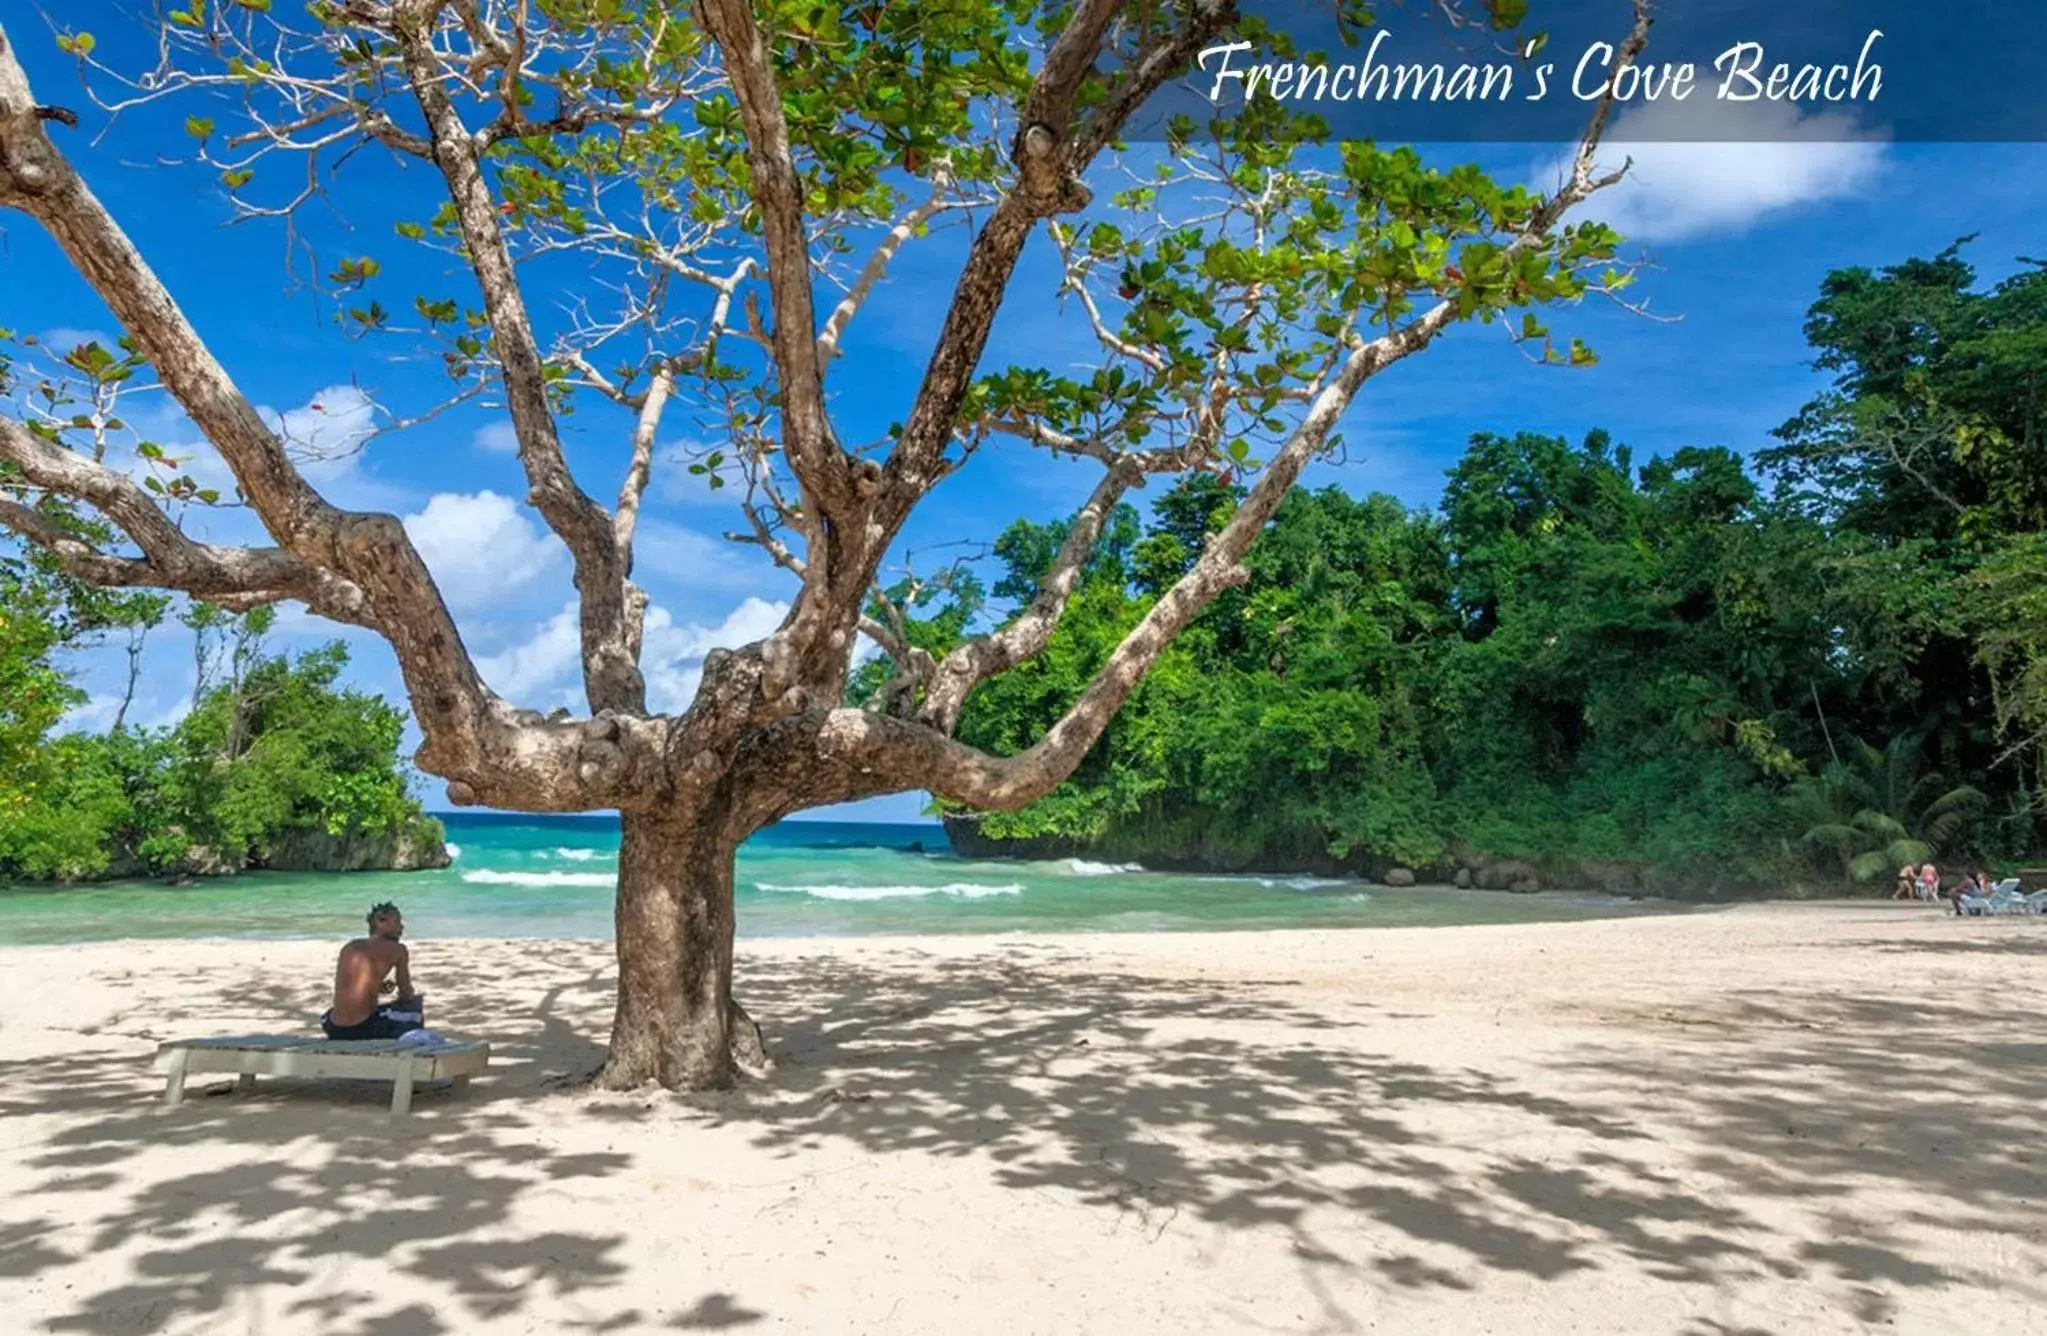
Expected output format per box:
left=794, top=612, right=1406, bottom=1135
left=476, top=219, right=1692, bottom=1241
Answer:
left=12, top=816, right=450, bottom=886
left=939, top=813, right=1795, bottom=900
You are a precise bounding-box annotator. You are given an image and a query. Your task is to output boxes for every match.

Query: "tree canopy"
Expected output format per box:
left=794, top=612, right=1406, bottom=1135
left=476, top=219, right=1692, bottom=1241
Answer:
left=1, top=0, right=1668, bottom=1087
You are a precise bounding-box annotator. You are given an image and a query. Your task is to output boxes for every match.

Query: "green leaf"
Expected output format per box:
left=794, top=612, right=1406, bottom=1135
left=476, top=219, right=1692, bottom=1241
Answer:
left=184, top=116, right=215, bottom=143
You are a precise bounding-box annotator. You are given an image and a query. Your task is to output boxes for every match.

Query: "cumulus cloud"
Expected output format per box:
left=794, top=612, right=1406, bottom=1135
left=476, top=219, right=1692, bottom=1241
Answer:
left=112, top=384, right=414, bottom=514
left=632, top=517, right=791, bottom=593
left=401, top=490, right=562, bottom=609
left=474, top=595, right=791, bottom=713
left=641, top=596, right=790, bottom=713
left=36, top=326, right=118, bottom=353
left=476, top=603, right=584, bottom=704
left=1537, top=98, right=1889, bottom=244
left=262, top=384, right=379, bottom=474
left=472, top=421, right=520, bottom=453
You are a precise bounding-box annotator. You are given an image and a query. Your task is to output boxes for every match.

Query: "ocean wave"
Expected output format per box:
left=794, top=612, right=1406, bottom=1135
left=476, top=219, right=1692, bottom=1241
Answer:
left=754, top=881, right=1022, bottom=902
left=461, top=869, right=615, bottom=888
left=444, top=843, right=461, bottom=862
left=1259, top=876, right=1351, bottom=891
left=552, top=848, right=610, bottom=862
left=1062, top=859, right=1144, bottom=876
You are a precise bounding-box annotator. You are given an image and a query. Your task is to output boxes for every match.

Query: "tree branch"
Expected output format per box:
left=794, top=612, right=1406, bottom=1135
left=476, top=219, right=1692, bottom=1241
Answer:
left=0, top=17, right=669, bottom=812
left=876, top=0, right=1239, bottom=519
left=818, top=172, right=960, bottom=360
left=694, top=0, right=856, bottom=523
left=920, top=462, right=1135, bottom=732
left=389, top=0, right=644, bottom=714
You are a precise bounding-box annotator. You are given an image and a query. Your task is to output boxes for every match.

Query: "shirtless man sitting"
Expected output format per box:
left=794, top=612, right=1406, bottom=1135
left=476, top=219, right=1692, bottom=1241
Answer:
left=321, top=902, right=426, bottom=1040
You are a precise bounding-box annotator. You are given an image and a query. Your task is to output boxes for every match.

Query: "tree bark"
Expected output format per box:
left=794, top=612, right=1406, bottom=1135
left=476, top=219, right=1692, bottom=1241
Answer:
left=598, top=805, right=767, bottom=1090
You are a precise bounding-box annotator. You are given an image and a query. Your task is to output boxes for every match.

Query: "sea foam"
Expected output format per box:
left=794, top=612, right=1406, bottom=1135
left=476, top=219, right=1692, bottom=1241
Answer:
left=461, top=869, right=615, bottom=888
left=754, top=881, right=1022, bottom=901
left=1063, top=859, right=1144, bottom=876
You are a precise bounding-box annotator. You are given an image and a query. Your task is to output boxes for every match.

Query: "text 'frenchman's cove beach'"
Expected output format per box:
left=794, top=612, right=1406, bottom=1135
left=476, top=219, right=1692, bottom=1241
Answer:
left=1197, top=28, right=1888, bottom=106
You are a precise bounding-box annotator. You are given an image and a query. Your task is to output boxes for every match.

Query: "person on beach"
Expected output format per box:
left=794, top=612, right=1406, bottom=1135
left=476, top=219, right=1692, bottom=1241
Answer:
left=1895, top=864, right=1917, bottom=900
left=1917, top=863, right=1941, bottom=901
left=321, top=902, right=426, bottom=1040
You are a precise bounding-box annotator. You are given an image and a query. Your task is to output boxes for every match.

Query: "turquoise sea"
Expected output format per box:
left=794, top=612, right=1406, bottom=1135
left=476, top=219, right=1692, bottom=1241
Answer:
left=0, top=813, right=1689, bottom=945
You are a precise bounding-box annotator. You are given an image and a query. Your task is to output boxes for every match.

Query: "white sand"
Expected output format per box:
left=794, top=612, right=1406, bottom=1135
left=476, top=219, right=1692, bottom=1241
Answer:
left=2, top=902, right=2044, bottom=1334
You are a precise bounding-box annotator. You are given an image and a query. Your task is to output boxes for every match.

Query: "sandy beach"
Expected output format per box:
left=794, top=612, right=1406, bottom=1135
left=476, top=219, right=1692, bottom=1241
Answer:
left=2, top=902, right=2043, bottom=1334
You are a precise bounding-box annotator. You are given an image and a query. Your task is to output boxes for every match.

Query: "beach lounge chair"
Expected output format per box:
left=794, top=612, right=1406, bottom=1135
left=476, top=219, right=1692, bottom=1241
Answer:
left=154, top=1034, right=490, bottom=1114
left=1988, top=886, right=2035, bottom=916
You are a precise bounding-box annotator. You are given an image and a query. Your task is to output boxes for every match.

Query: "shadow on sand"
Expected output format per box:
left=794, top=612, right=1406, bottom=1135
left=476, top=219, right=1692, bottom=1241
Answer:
left=3, top=925, right=2045, bottom=1332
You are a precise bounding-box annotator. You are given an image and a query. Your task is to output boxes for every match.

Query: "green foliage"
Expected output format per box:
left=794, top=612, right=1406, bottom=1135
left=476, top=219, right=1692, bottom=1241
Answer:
left=1782, top=734, right=1988, bottom=882
left=1763, top=243, right=2047, bottom=541
left=0, top=630, right=434, bottom=882
left=909, top=410, right=2041, bottom=884
left=0, top=498, right=165, bottom=816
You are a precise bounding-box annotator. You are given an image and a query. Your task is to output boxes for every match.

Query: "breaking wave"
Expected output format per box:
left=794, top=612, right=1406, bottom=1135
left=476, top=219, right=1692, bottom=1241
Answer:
left=461, top=869, right=615, bottom=888
left=754, top=881, right=1022, bottom=902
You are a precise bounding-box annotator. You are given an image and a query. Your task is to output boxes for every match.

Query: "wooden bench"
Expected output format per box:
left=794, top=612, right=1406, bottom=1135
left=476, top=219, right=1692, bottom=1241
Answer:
left=154, top=1035, right=491, bottom=1114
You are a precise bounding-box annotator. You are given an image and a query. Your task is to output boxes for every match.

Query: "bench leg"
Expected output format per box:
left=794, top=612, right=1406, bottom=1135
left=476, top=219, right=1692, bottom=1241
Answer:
left=163, top=1049, right=190, bottom=1106
left=391, top=1064, right=415, bottom=1115
left=237, top=1073, right=257, bottom=1095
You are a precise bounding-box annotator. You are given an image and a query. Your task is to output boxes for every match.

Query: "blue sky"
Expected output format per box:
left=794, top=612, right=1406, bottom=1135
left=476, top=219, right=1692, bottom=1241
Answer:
left=7, top=16, right=2045, bottom=824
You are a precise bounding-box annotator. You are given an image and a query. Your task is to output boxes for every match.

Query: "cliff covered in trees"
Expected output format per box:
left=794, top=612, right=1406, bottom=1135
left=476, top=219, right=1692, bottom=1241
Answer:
left=0, top=585, right=446, bottom=883
left=888, top=245, right=2047, bottom=893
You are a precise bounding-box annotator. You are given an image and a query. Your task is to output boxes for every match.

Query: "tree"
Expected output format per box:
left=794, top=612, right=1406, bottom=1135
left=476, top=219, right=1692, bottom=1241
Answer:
left=0, top=636, right=439, bottom=881
left=1760, top=243, right=2047, bottom=828
left=0, top=1, right=1649, bottom=1089
left=1782, top=733, right=1988, bottom=883
left=1762, top=243, right=2047, bottom=542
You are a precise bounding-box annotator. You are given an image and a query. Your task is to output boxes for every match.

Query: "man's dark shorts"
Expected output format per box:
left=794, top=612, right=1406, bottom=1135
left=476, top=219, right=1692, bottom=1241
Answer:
left=321, top=995, right=425, bottom=1040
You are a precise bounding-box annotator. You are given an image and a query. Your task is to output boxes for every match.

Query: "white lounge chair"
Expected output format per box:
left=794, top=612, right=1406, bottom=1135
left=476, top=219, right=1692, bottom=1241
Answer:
left=154, top=1034, right=490, bottom=1114
left=1988, top=886, right=2035, bottom=916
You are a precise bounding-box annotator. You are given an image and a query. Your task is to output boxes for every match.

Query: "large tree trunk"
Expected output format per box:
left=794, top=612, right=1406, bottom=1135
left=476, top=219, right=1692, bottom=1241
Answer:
left=597, top=806, right=770, bottom=1091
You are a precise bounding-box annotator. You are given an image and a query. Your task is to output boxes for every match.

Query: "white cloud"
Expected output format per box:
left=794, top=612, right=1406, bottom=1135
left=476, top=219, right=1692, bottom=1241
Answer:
left=475, top=595, right=791, bottom=713
left=59, top=682, right=193, bottom=734
left=642, top=596, right=789, bottom=713
left=35, top=326, right=118, bottom=354
left=57, top=693, right=124, bottom=735
left=632, top=517, right=789, bottom=593
left=261, top=383, right=378, bottom=475
left=472, top=421, right=520, bottom=453
left=1538, top=98, right=1889, bottom=244
left=476, top=602, right=584, bottom=703
left=110, top=384, right=414, bottom=513
left=401, top=490, right=562, bottom=610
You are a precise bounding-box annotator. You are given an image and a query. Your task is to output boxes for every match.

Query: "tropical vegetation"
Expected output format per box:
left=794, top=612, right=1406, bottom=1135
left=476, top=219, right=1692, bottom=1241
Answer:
left=877, top=244, right=2047, bottom=891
